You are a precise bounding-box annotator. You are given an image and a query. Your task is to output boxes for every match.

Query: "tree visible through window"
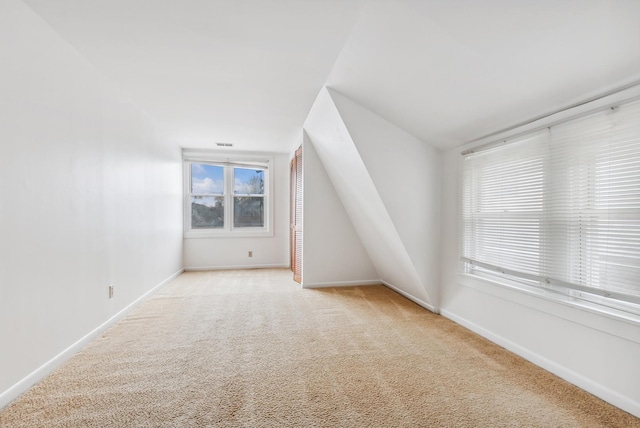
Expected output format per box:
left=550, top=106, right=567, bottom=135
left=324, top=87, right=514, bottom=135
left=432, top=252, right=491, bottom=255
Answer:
left=233, top=168, right=264, bottom=228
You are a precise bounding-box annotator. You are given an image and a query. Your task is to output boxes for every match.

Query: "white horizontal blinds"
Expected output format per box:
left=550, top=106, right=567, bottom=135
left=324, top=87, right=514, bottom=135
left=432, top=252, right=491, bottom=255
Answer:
left=546, top=109, right=614, bottom=292
left=547, top=100, right=640, bottom=299
left=462, top=98, right=640, bottom=306
left=462, top=130, right=548, bottom=277
left=605, top=101, right=640, bottom=298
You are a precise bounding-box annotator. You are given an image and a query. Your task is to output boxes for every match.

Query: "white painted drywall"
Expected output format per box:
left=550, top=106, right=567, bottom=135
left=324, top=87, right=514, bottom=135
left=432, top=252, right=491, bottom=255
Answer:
left=440, top=128, right=640, bottom=417
left=303, top=87, right=436, bottom=310
left=302, top=132, right=379, bottom=287
left=183, top=153, right=289, bottom=270
left=328, top=88, right=442, bottom=304
left=0, top=0, right=182, bottom=402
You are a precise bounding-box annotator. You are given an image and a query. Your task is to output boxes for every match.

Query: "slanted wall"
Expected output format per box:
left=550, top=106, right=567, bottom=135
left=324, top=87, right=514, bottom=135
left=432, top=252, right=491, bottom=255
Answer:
left=303, top=87, right=441, bottom=310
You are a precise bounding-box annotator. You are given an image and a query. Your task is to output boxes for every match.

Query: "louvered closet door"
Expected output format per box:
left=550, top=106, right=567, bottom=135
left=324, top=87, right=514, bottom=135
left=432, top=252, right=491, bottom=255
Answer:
left=290, top=146, right=303, bottom=283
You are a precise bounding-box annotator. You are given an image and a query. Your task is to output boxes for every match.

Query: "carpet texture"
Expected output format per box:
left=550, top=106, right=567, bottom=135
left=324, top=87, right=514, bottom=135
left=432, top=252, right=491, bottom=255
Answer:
left=1, top=269, right=638, bottom=427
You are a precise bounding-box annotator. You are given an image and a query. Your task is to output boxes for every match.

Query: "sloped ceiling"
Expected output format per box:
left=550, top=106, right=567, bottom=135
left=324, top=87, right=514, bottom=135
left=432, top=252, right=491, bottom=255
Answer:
left=23, top=0, right=363, bottom=152
left=24, top=0, right=640, bottom=152
left=327, top=0, right=640, bottom=149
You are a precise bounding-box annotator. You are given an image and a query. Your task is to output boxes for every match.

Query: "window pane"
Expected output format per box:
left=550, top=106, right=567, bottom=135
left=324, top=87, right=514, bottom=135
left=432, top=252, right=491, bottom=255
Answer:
left=191, top=196, right=224, bottom=228
left=191, top=163, right=224, bottom=195
left=234, top=197, right=264, bottom=227
left=234, top=168, right=264, bottom=195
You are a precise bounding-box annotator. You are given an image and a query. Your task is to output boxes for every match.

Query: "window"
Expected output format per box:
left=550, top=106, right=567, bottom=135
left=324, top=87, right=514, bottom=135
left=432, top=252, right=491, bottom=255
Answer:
left=461, top=99, right=640, bottom=316
left=183, top=151, right=273, bottom=237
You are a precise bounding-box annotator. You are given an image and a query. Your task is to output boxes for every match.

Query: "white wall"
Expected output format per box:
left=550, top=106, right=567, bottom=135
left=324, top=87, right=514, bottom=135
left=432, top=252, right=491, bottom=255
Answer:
left=0, top=0, right=183, bottom=406
left=183, top=153, right=290, bottom=270
left=439, top=90, right=640, bottom=417
left=302, top=132, right=379, bottom=287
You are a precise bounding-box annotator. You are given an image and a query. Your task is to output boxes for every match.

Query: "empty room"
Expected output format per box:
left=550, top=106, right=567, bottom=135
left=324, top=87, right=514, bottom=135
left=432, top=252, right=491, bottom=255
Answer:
left=1, top=0, right=639, bottom=426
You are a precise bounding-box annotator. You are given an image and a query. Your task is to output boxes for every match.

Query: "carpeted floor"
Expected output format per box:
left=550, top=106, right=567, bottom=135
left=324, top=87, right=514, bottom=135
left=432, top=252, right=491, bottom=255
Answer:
left=1, top=269, right=638, bottom=427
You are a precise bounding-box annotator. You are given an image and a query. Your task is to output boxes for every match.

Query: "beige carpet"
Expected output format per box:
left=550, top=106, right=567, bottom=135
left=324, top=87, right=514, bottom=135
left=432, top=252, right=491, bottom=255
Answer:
left=1, top=269, right=638, bottom=427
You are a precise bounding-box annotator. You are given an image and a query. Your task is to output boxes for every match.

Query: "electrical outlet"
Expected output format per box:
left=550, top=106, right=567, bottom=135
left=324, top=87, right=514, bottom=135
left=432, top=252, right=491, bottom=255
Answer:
left=108, top=285, right=114, bottom=299
left=248, top=251, right=253, bottom=258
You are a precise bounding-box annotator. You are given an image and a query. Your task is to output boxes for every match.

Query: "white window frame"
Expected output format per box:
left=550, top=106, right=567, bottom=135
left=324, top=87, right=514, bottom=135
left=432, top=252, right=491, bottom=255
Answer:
left=183, top=150, right=274, bottom=238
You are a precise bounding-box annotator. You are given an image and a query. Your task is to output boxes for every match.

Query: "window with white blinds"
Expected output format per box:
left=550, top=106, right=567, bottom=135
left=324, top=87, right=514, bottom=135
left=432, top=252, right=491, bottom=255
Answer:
left=461, top=99, right=640, bottom=314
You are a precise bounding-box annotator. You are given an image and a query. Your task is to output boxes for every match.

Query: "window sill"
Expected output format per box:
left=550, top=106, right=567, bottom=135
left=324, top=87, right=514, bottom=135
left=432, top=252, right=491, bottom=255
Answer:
left=457, top=271, right=640, bottom=344
left=184, top=229, right=273, bottom=239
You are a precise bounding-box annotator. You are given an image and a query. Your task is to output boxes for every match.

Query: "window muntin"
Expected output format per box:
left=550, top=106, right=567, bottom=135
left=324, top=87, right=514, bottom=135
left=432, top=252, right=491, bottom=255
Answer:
left=461, top=99, right=640, bottom=315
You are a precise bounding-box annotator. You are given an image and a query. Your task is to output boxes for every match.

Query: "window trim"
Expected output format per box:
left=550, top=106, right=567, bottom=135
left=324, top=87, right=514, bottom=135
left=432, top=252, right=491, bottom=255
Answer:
left=182, top=150, right=274, bottom=238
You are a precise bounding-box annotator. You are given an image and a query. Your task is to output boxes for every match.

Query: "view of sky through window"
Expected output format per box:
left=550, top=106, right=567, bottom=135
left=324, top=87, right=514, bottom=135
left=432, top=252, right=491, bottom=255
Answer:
left=234, top=168, right=264, bottom=195
left=191, top=163, right=224, bottom=195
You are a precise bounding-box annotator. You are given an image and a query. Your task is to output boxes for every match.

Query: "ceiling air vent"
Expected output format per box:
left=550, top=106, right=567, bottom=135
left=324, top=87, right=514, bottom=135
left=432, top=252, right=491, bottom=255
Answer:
left=215, top=142, right=233, bottom=147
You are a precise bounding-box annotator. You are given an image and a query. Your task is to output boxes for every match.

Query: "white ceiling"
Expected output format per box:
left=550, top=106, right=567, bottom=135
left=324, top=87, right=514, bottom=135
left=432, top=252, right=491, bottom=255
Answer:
left=24, top=0, right=640, bottom=152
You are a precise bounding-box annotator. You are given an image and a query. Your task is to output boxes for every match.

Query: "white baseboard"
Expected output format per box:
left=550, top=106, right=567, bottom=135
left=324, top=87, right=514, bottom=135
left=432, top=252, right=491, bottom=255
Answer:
left=0, top=268, right=184, bottom=410
left=184, top=264, right=289, bottom=272
left=381, top=280, right=439, bottom=314
left=302, top=279, right=381, bottom=289
left=440, top=309, right=640, bottom=418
